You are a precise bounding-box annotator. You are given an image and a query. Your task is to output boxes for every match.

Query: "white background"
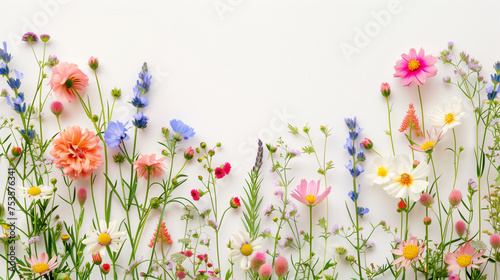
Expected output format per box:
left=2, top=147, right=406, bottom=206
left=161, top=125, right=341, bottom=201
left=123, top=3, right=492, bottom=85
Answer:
left=2, top=0, right=500, bottom=279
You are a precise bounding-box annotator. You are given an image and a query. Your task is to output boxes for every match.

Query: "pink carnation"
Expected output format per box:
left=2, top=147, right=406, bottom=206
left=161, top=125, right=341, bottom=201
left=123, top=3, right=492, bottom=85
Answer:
left=132, top=154, right=166, bottom=179
left=48, top=62, right=89, bottom=102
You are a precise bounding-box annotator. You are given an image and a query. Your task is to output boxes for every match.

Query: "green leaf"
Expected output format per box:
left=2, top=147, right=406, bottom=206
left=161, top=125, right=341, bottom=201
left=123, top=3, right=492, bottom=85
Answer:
left=288, top=124, right=299, bottom=134
left=302, top=145, right=315, bottom=154
left=317, top=217, right=327, bottom=230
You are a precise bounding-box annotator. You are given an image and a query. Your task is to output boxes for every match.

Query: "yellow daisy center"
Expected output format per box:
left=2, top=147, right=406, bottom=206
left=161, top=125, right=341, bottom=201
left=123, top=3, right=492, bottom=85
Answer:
left=408, top=59, right=420, bottom=71
left=241, top=243, right=253, bottom=256
left=398, top=173, right=413, bottom=187
left=402, top=244, right=419, bottom=260
left=377, top=166, right=388, bottom=177
left=420, top=141, right=435, bottom=151
left=28, top=187, right=42, bottom=196
left=445, top=113, right=456, bottom=125
left=32, top=263, right=50, bottom=274
left=305, top=195, right=316, bottom=204
left=457, top=254, right=472, bottom=267
left=2, top=225, right=10, bottom=230
left=98, top=233, right=111, bottom=246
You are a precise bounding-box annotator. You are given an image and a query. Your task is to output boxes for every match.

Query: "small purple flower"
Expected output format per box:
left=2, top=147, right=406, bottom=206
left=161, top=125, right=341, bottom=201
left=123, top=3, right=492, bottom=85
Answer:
left=27, top=236, right=40, bottom=244
left=132, top=112, right=149, bottom=128
left=344, top=138, right=355, bottom=156
left=274, top=190, right=284, bottom=201
left=468, top=178, right=478, bottom=192
left=207, top=218, right=218, bottom=230
left=22, top=32, right=38, bottom=42
left=346, top=160, right=363, bottom=178
left=348, top=185, right=360, bottom=201
left=331, top=224, right=340, bottom=236
left=448, top=41, right=454, bottom=49
left=104, top=121, right=130, bottom=147
left=287, top=148, right=301, bottom=158
left=443, top=76, right=451, bottom=83
left=365, top=241, right=375, bottom=248
left=264, top=204, right=273, bottom=216
left=263, top=228, right=271, bottom=235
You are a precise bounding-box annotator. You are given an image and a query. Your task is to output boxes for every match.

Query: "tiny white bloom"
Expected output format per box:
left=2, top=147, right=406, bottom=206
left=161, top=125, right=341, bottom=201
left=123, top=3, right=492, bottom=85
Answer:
left=429, top=97, right=465, bottom=134
left=82, top=220, right=126, bottom=255
left=18, top=185, right=53, bottom=201
left=383, top=155, right=430, bottom=202
left=229, top=231, right=263, bottom=271
left=366, top=156, right=395, bottom=185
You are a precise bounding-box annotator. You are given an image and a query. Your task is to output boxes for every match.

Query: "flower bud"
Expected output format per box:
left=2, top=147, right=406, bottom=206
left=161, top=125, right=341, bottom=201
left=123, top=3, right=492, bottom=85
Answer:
left=77, top=188, right=87, bottom=207
left=412, top=160, right=420, bottom=168
left=250, top=252, right=266, bottom=272
left=113, top=153, right=125, bottom=163
left=92, top=114, right=99, bottom=123
left=111, top=87, right=121, bottom=98
left=335, top=246, right=347, bottom=255
left=50, top=178, right=57, bottom=185
left=491, top=233, right=500, bottom=249
left=101, top=263, right=111, bottom=275
left=258, top=263, right=273, bottom=280
left=40, top=34, right=50, bottom=43
left=150, top=197, right=160, bottom=209
left=92, top=253, right=102, bottom=265
left=200, top=142, right=207, bottom=149
left=360, top=138, right=373, bottom=150
left=184, top=147, right=194, bottom=160
left=230, top=197, right=241, bottom=209
left=449, top=189, right=463, bottom=207
left=274, top=256, right=288, bottom=277
left=345, top=255, right=356, bottom=262
left=303, top=126, right=310, bottom=133
left=216, top=142, right=221, bottom=147
left=61, top=234, right=70, bottom=241
left=88, top=57, right=99, bottom=70
left=11, top=146, right=21, bottom=157
left=455, top=220, right=467, bottom=237
left=381, top=82, right=391, bottom=97
left=50, top=101, right=64, bottom=116
left=419, top=193, right=434, bottom=208
left=423, top=216, right=431, bottom=225
left=397, top=200, right=406, bottom=211
left=208, top=149, right=215, bottom=156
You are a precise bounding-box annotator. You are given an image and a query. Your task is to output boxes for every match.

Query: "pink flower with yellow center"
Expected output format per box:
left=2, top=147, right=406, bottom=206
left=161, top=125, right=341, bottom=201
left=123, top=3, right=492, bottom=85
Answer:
left=394, top=48, right=437, bottom=87
left=132, top=154, right=166, bottom=179
left=49, top=125, right=103, bottom=180
left=19, top=252, right=60, bottom=276
left=409, top=129, right=443, bottom=153
left=290, top=179, right=332, bottom=207
left=445, top=241, right=487, bottom=273
left=48, top=62, right=89, bottom=102
left=391, top=236, right=425, bottom=271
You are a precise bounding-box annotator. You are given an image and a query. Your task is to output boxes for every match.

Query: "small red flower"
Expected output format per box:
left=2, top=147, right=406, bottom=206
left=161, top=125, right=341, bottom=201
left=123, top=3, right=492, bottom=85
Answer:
left=183, top=250, right=193, bottom=257
left=230, top=197, right=241, bottom=208
left=223, top=162, right=231, bottom=175
left=101, top=263, right=111, bottom=274
left=191, top=189, right=200, bottom=201
left=176, top=270, right=186, bottom=279
left=397, top=200, right=406, bottom=210
left=214, top=167, right=225, bottom=179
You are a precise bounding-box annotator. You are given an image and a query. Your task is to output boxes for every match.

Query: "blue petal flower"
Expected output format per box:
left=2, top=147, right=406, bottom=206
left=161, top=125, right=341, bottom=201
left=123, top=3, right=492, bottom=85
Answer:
left=104, top=121, right=130, bottom=148
left=0, top=42, right=12, bottom=63
left=492, top=73, right=500, bottom=84
left=0, top=61, right=8, bottom=75
left=170, top=119, right=195, bottom=140
left=348, top=185, right=361, bottom=201
left=7, top=77, right=21, bottom=90
left=344, top=117, right=357, bottom=130
left=487, top=86, right=499, bottom=101
left=357, top=207, right=369, bottom=217
left=344, top=138, right=355, bottom=156
left=132, top=112, right=149, bottom=129
left=345, top=160, right=364, bottom=178
left=20, top=128, right=36, bottom=140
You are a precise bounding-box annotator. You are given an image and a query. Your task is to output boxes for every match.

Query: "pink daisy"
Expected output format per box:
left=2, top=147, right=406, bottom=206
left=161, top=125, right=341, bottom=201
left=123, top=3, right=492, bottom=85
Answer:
left=290, top=179, right=331, bottom=207
left=394, top=48, right=437, bottom=87
left=445, top=241, right=487, bottom=273
left=132, top=154, right=166, bottom=179
left=19, top=252, right=60, bottom=276
left=391, top=236, right=425, bottom=271
left=409, top=129, right=443, bottom=153
left=48, top=62, right=89, bottom=102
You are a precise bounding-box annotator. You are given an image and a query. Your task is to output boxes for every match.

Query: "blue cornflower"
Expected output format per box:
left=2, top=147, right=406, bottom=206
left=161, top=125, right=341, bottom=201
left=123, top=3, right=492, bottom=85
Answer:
left=0, top=61, right=8, bottom=75
left=487, top=86, right=499, bottom=101
left=13, top=93, right=26, bottom=113
left=131, top=90, right=149, bottom=108
left=104, top=121, right=130, bottom=148
left=344, top=138, right=355, bottom=156
left=349, top=124, right=362, bottom=140
left=344, top=117, right=357, bottom=130
left=492, top=73, right=500, bottom=84
left=135, top=62, right=152, bottom=94
left=494, top=61, right=500, bottom=72
left=20, top=128, right=36, bottom=140
left=346, top=160, right=364, bottom=178
left=132, top=112, right=149, bottom=128
left=348, top=185, right=360, bottom=201
left=0, top=42, right=12, bottom=63
left=170, top=119, right=195, bottom=140
left=7, top=70, right=23, bottom=90
left=357, top=207, right=369, bottom=217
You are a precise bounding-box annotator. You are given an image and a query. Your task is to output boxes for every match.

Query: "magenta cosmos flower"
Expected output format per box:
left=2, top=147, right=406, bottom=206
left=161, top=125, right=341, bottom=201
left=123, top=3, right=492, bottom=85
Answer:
left=394, top=48, right=437, bottom=87
left=19, top=252, right=60, bottom=276
left=445, top=241, right=487, bottom=273
left=391, top=236, right=425, bottom=271
left=291, top=179, right=331, bottom=207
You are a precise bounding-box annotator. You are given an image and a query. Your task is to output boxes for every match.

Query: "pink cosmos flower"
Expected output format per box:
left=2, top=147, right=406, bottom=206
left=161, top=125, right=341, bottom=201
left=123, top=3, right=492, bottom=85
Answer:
left=48, top=62, right=89, bottom=103
left=49, top=125, right=102, bottom=180
left=19, top=252, right=60, bottom=276
left=132, top=154, right=166, bottom=179
left=290, top=179, right=331, bottom=207
left=409, top=129, right=443, bottom=153
left=445, top=241, right=487, bottom=273
left=391, top=236, right=425, bottom=272
left=394, top=48, right=437, bottom=87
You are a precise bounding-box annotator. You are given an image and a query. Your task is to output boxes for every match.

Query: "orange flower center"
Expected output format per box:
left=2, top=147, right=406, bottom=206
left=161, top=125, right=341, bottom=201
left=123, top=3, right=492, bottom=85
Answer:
left=403, top=244, right=419, bottom=260
left=408, top=59, right=420, bottom=71
left=377, top=166, right=388, bottom=177
left=445, top=113, right=456, bottom=125
left=240, top=244, right=253, bottom=256
left=98, top=233, right=111, bottom=246
left=28, top=187, right=42, bottom=196
left=32, top=263, right=50, bottom=274
left=305, top=195, right=316, bottom=204
left=398, top=173, right=413, bottom=187
left=457, top=254, right=472, bottom=267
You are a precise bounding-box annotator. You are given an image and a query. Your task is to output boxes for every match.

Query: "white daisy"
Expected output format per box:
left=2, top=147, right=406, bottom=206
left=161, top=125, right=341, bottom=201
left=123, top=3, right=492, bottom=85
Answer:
left=229, top=231, right=264, bottom=271
left=366, top=156, right=395, bottom=185
left=82, top=220, right=126, bottom=255
left=18, top=185, right=53, bottom=201
left=429, top=97, right=465, bottom=134
left=383, top=155, right=430, bottom=201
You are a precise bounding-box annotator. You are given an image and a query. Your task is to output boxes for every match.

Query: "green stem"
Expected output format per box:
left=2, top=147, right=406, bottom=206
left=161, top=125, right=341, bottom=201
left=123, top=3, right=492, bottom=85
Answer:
left=309, top=205, right=313, bottom=279
left=386, top=96, right=396, bottom=156
left=417, top=85, right=425, bottom=133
